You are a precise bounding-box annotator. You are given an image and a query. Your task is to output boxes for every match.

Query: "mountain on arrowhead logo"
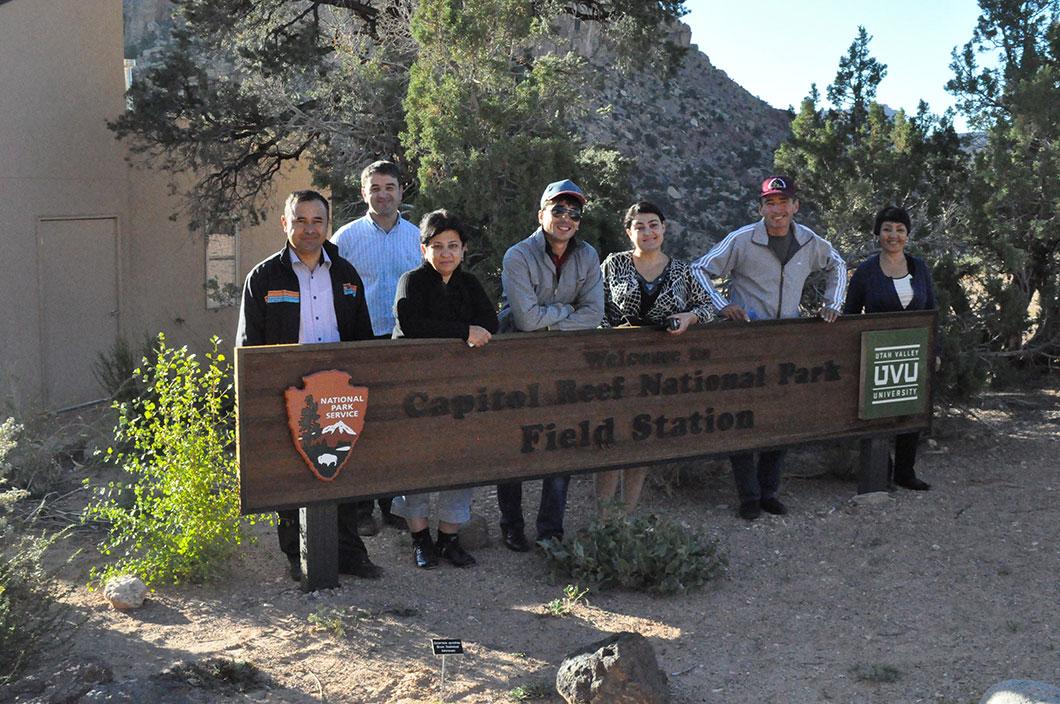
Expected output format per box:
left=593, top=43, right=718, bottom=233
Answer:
left=284, top=370, right=368, bottom=482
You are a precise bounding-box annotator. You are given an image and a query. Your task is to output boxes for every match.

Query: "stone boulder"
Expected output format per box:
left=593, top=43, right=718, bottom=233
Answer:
left=103, top=574, right=148, bottom=610
left=458, top=512, right=491, bottom=550
left=556, top=631, right=668, bottom=704
left=980, top=679, right=1060, bottom=704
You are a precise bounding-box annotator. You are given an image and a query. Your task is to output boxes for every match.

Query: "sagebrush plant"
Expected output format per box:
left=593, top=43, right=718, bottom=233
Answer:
left=0, top=417, right=28, bottom=533
left=0, top=527, right=78, bottom=685
left=83, top=334, right=262, bottom=586
left=541, top=513, right=727, bottom=595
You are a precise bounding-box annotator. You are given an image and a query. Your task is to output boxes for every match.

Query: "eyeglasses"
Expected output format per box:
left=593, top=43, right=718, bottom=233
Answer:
left=549, top=205, right=583, bottom=221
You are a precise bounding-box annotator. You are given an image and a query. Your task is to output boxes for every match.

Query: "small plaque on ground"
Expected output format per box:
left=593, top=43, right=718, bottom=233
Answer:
left=431, top=639, right=464, bottom=655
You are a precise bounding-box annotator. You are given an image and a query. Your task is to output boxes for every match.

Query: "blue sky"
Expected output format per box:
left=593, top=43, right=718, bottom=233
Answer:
left=682, top=1, right=986, bottom=130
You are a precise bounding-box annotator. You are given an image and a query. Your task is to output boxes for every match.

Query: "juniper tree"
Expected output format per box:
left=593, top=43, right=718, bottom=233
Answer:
left=947, top=0, right=1060, bottom=367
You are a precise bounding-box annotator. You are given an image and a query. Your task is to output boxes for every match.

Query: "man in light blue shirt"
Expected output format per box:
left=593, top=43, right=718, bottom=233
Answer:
left=332, top=161, right=422, bottom=337
left=331, top=161, right=422, bottom=534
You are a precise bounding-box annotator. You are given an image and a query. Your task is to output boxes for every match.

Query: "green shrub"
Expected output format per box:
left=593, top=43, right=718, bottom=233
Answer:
left=83, top=334, right=261, bottom=586
left=92, top=336, right=156, bottom=403
left=541, top=513, right=727, bottom=595
left=0, top=528, right=77, bottom=685
left=0, top=418, right=28, bottom=534
left=542, top=584, right=589, bottom=617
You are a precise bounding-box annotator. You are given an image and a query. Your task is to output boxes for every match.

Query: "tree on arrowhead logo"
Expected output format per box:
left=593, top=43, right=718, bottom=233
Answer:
left=284, top=370, right=368, bottom=482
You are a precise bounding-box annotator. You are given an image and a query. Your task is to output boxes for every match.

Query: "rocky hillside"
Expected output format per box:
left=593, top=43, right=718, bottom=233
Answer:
left=571, top=23, right=792, bottom=258
left=122, top=2, right=791, bottom=257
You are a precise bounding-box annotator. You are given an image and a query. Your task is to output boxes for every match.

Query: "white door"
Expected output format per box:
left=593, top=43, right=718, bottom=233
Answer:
left=38, top=217, right=119, bottom=410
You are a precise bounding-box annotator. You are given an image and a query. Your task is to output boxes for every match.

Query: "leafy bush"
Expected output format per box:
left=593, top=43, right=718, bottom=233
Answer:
left=0, top=418, right=28, bottom=535
left=0, top=528, right=77, bottom=685
left=92, top=336, right=156, bottom=403
left=83, top=334, right=260, bottom=586
left=541, top=513, right=727, bottom=595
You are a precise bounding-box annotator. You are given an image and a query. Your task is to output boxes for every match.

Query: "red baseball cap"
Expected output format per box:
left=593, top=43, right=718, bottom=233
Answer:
left=760, top=175, right=796, bottom=199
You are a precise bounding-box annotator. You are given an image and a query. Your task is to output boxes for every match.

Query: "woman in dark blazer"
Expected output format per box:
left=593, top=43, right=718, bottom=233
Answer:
left=596, top=201, right=715, bottom=514
left=843, top=205, right=935, bottom=490
left=391, top=210, right=499, bottom=568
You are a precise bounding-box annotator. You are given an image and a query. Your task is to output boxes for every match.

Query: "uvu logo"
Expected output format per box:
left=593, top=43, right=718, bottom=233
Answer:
left=874, top=360, right=919, bottom=386
left=859, top=326, right=930, bottom=419
left=870, top=343, right=922, bottom=406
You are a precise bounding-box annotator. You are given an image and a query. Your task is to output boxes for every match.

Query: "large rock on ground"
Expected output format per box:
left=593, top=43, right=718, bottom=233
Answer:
left=980, top=679, right=1060, bottom=704
left=458, top=512, right=491, bottom=550
left=556, top=631, right=669, bottom=704
left=103, top=574, right=148, bottom=610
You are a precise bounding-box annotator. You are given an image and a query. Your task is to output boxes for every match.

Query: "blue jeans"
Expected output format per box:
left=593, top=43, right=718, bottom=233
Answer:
left=730, top=449, right=786, bottom=503
left=496, top=475, right=570, bottom=541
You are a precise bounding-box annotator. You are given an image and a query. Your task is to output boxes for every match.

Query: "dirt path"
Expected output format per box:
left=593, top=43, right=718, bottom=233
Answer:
left=6, top=386, right=1059, bottom=703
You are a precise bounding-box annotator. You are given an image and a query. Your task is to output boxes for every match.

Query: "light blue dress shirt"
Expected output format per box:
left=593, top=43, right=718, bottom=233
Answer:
left=289, top=246, right=340, bottom=344
left=331, top=214, right=421, bottom=336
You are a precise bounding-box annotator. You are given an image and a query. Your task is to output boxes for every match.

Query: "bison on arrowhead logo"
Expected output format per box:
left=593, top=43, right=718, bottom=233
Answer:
left=284, top=370, right=368, bottom=482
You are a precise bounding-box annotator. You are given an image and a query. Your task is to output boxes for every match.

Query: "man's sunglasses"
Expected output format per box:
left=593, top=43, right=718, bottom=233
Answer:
left=549, top=205, right=583, bottom=221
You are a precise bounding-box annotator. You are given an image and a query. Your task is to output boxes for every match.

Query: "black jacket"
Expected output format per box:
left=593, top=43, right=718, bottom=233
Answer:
left=392, top=262, right=499, bottom=340
left=236, top=240, right=374, bottom=346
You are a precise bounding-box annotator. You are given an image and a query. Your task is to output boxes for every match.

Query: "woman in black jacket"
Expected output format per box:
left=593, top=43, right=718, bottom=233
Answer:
left=390, top=210, right=499, bottom=568
left=844, top=205, right=936, bottom=491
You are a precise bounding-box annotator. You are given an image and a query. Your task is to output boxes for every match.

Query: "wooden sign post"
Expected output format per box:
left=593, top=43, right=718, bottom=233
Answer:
left=236, top=311, right=935, bottom=590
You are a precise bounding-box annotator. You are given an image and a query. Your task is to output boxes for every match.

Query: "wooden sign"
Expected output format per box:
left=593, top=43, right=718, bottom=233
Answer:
left=235, top=310, right=935, bottom=514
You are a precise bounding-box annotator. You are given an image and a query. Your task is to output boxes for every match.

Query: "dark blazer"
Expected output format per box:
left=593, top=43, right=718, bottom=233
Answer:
left=392, top=262, right=499, bottom=340
left=236, top=240, right=374, bottom=346
left=843, top=253, right=936, bottom=315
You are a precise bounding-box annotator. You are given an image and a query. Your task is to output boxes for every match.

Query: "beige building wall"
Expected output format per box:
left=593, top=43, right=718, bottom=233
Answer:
left=0, top=0, right=129, bottom=410
left=0, top=0, right=314, bottom=411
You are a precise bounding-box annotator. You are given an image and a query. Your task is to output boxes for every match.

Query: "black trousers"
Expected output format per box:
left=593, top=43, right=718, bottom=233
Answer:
left=276, top=503, right=369, bottom=562
left=892, top=431, right=921, bottom=480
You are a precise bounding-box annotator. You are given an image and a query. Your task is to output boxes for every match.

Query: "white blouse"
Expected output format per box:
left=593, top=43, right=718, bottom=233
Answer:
left=892, top=274, right=914, bottom=309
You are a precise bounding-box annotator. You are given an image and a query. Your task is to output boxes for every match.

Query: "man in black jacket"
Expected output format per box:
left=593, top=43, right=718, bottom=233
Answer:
left=236, top=189, right=381, bottom=581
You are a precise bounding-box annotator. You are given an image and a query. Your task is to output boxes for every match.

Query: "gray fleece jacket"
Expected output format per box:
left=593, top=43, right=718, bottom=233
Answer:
left=691, top=219, right=846, bottom=320
left=498, top=229, right=604, bottom=332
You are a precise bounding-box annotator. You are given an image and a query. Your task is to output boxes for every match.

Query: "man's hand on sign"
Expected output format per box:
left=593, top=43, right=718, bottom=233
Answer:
left=818, top=306, right=839, bottom=323
left=467, top=325, right=492, bottom=348
left=718, top=304, right=749, bottom=322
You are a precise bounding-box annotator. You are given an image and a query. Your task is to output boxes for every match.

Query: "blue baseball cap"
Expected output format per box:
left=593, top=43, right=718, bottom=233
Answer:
left=540, top=179, right=587, bottom=208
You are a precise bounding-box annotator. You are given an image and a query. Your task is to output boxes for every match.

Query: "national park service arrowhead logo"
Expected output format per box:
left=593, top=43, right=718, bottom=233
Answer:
left=284, top=370, right=367, bottom=482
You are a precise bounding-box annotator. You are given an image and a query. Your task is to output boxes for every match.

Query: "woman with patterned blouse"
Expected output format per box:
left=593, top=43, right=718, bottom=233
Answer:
left=596, top=201, right=715, bottom=514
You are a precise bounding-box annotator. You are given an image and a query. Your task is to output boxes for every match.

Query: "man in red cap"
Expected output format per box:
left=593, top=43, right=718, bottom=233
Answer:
left=691, top=175, right=846, bottom=519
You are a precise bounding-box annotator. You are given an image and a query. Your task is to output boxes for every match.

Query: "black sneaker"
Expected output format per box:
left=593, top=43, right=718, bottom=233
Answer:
left=338, top=555, right=383, bottom=579
left=738, top=500, right=761, bottom=520
left=895, top=476, right=931, bottom=491
left=760, top=497, right=788, bottom=515
left=436, top=534, right=476, bottom=567
left=501, top=528, right=530, bottom=552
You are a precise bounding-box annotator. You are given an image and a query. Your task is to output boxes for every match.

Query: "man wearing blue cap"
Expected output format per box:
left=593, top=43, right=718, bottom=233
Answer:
left=495, top=179, right=604, bottom=551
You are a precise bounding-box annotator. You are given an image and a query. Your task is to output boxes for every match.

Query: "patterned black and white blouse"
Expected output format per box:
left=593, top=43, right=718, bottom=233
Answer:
left=600, top=251, right=715, bottom=328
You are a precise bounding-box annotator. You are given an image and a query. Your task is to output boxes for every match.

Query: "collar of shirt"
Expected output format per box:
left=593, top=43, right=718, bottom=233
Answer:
left=288, top=245, right=332, bottom=271
left=544, top=235, right=576, bottom=274
left=365, top=213, right=407, bottom=235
